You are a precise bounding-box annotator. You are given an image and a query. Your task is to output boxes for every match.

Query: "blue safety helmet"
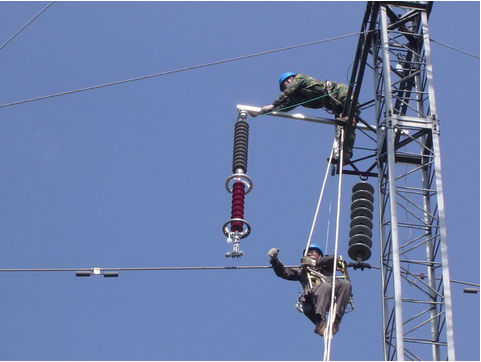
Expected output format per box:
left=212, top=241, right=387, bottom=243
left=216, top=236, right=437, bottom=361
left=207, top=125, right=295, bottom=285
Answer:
left=278, top=72, right=297, bottom=91
left=304, top=243, right=324, bottom=256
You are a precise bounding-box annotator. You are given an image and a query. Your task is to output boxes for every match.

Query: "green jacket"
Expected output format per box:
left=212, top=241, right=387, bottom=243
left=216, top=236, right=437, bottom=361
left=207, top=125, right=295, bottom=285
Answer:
left=271, top=74, right=350, bottom=115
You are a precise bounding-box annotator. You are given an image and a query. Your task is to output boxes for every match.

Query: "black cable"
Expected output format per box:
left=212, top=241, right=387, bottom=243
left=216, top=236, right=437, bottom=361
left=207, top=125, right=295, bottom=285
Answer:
left=430, top=38, right=480, bottom=59
left=0, top=31, right=369, bottom=109
left=0, top=265, right=478, bottom=288
left=0, top=2, right=55, bottom=51
left=0, top=265, right=282, bottom=272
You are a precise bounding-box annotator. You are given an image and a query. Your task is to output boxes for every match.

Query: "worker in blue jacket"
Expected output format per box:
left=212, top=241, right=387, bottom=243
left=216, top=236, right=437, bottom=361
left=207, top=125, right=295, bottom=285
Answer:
left=268, top=244, right=352, bottom=337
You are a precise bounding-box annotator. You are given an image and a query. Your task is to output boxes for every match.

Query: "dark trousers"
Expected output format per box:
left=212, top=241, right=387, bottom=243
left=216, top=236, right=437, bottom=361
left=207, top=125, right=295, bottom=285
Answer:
left=304, top=279, right=352, bottom=323
left=335, top=122, right=357, bottom=157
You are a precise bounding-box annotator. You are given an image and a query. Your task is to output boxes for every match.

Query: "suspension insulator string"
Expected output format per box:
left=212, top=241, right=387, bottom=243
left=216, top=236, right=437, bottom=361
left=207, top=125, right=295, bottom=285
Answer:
left=223, top=110, right=253, bottom=258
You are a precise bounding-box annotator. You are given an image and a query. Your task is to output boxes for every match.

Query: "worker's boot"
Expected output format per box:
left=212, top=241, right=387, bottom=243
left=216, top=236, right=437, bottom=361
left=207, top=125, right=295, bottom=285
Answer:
left=331, top=319, right=341, bottom=335
left=345, top=129, right=355, bottom=162
left=335, top=116, right=349, bottom=126
left=314, top=320, right=326, bottom=336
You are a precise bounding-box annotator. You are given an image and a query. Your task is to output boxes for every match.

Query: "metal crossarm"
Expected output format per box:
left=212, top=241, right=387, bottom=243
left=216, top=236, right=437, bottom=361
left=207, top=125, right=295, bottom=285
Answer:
left=237, top=105, right=379, bottom=179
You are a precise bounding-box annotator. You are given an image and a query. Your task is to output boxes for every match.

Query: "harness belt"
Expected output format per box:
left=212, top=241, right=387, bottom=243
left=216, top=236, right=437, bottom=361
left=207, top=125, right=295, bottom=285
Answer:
left=306, top=267, right=331, bottom=286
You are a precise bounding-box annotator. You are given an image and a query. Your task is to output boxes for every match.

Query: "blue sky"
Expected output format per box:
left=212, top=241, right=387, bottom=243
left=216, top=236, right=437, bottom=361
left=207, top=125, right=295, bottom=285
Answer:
left=0, top=1, right=479, bottom=361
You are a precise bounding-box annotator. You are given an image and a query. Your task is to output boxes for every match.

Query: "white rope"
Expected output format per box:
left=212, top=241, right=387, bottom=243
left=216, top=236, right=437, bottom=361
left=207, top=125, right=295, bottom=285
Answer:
left=324, top=201, right=333, bottom=254
left=304, top=138, right=337, bottom=257
left=323, top=302, right=338, bottom=353
left=300, top=130, right=344, bottom=360
left=323, top=128, right=345, bottom=361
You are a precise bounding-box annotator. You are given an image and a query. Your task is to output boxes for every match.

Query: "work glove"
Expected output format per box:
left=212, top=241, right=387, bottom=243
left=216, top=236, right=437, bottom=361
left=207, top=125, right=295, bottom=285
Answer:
left=267, top=248, right=280, bottom=259
left=301, top=256, right=316, bottom=267
left=248, top=105, right=274, bottom=118
left=260, top=104, right=274, bottom=115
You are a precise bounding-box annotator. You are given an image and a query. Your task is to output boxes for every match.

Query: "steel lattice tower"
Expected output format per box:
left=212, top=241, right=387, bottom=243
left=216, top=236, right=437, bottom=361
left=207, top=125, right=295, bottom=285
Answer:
left=343, top=1, right=455, bottom=360
left=237, top=2, right=455, bottom=359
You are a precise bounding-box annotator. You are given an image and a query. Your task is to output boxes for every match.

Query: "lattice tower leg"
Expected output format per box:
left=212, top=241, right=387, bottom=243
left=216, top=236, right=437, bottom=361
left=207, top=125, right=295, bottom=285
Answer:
left=368, top=2, right=455, bottom=360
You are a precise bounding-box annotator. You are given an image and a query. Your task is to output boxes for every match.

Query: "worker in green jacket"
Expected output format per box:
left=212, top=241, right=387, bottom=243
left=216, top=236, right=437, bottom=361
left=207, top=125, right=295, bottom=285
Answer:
left=250, top=72, right=359, bottom=162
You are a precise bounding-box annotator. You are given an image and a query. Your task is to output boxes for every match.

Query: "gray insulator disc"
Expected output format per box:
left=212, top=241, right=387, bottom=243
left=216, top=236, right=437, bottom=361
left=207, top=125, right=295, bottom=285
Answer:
left=350, top=207, right=373, bottom=220
left=352, top=182, right=374, bottom=195
left=348, top=243, right=372, bottom=262
left=351, top=198, right=374, bottom=212
left=349, top=224, right=373, bottom=238
left=352, top=189, right=374, bottom=203
left=349, top=234, right=373, bottom=248
left=350, top=215, right=373, bottom=229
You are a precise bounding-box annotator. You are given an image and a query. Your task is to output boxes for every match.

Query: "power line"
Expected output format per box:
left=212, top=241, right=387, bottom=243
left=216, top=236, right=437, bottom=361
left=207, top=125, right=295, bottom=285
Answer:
left=0, top=1, right=55, bottom=51
left=430, top=38, right=480, bottom=59
left=0, top=265, right=478, bottom=289
left=0, top=265, right=286, bottom=277
left=0, top=30, right=476, bottom=110
left=0, top=30, right=368, bottom=109
left=0, top=265, right=277, bottom=272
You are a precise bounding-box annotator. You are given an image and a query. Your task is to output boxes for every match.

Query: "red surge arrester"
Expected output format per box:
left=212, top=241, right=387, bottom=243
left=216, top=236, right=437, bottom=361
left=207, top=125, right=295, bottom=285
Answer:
left=230, top=181, right=246, bottom=232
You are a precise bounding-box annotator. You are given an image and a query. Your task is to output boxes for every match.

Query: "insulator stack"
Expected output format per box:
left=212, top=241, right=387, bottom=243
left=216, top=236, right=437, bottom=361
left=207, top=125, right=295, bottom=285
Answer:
left=223, top=110, right=253, bottom=258
left=348, top=182, right=375, bottom=262
left=232, top=119, right=249, bottom=174
left=230, top=181, right=246, bottom=232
